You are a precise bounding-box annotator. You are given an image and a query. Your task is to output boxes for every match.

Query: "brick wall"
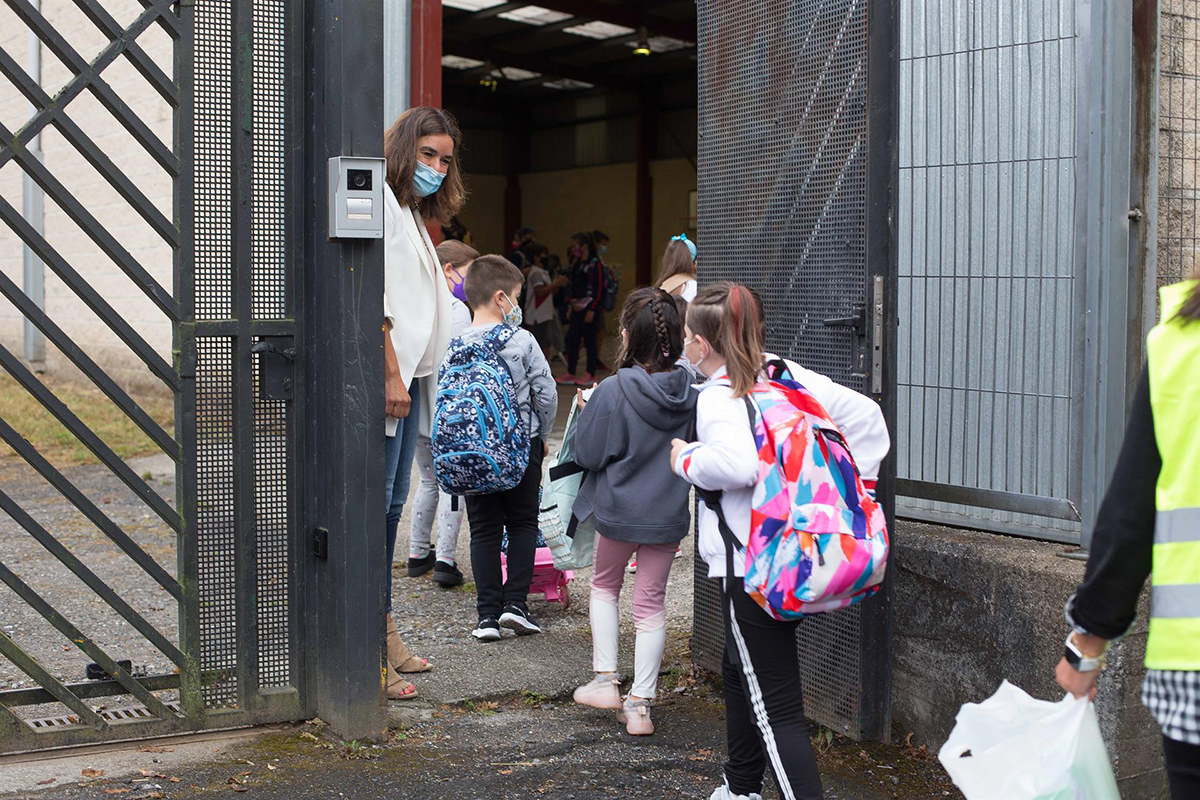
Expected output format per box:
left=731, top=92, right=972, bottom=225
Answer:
left=0, top=0, right=174, bottom=394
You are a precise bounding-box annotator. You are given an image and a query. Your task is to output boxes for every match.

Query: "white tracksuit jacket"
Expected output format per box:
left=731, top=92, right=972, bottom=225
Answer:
left=673, top=358, right=891, bottom=579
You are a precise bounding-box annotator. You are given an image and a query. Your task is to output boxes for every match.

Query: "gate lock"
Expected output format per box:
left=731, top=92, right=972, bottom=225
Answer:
left=251, top=337, right=295, bottom=401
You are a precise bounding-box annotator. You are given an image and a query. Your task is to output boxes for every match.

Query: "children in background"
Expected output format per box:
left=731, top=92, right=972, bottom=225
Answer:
left=455, top=256, right=558, bottom=641
left=406, top=240, right=477, bottom=587
left=522, top=244, right=567, bottom=358
left=656, top=233, right=699, bottom=302
left=670, top=282, right=889, bottom=800
left=570, top=289, right=697, bottom=736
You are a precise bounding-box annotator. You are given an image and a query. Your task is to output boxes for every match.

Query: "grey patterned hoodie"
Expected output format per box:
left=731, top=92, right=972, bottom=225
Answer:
left=571, top=365, right=697, bottom=544
left=453, top=323, right=558, bottom=440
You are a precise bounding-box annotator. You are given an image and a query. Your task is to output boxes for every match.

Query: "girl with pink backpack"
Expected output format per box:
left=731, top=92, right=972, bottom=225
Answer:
left=669, top=282, right=890, bottom=800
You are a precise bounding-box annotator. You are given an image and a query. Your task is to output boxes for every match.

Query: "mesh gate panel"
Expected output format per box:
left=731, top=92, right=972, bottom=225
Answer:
left=196, top=337, right=239, bottom=707
left=195, top=0, right=233, bottom=322
left=194, top=0, right=297, bottom=705
left=694, top=0, right=873, bottom=739
left=251, top=0, right=293, bottom=690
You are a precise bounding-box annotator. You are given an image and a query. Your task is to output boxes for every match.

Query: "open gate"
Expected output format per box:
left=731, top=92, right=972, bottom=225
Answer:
left=692, top=0, right=899, bottom=741
left=0, top=0, right=349, bottom=751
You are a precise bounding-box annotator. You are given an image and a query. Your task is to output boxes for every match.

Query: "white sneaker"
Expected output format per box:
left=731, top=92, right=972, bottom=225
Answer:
left=572, top=673, right=622, bottom=709
left=617, top=696, right=654, bottom=736
left=708, top=785, right=763, bottom=800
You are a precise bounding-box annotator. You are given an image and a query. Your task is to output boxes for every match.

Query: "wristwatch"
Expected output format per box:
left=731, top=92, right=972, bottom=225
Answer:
left=1064, top=631, right=1108, bottom=672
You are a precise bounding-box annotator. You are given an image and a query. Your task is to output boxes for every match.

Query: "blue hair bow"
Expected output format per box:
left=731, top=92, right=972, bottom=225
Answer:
left=671, top=232, right=697, bottom=260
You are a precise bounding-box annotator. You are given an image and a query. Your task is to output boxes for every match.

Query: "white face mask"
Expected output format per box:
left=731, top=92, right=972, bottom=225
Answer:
left=501, top=292, right=523, bottom=327
left=682, top=336, right=710, bottom=378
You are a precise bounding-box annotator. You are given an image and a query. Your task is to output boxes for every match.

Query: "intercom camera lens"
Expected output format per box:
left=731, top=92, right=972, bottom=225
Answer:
left=347, top=169, right=372, bottom=191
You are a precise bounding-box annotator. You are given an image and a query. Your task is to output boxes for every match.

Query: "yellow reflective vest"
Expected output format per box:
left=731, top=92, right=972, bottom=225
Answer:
left=1146, top=279, right=1200, bottom=670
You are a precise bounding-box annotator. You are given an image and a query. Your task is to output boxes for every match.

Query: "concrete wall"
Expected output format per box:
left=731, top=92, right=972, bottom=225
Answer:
left=893, top=522, right=1165, bottom=797
left=0, top=0, right=174, bottom=393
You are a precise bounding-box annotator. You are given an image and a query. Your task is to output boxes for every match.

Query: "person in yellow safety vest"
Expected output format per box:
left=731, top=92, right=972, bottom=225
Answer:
left=1058, top=274, right=1200, bottom=797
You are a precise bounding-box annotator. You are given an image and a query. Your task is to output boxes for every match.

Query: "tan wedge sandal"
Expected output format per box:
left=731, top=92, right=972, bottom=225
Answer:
left=386, top=614, right=432, bottom=674
left=386, top=661, right=418, bottom=701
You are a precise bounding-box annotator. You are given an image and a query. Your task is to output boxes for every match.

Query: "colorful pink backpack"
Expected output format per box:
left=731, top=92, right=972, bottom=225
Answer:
left=703, top=361, right=889, bottom=621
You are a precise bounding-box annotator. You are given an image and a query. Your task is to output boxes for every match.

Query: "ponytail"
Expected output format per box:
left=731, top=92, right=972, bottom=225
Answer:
left=687, top=282, right=763, bottom=397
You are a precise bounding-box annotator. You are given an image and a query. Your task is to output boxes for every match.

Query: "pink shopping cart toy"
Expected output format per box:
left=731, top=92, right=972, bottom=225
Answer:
left=500, top=498, right=573, bottom=609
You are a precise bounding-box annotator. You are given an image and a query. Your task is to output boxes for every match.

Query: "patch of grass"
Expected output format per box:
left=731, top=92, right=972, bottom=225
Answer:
left=454, top=581, right=476, bottom=594
left=659, top=663, right=697, bottom=692
left=811, top=725, right=837, bottom=754
left=0, top=373, right=174, bottom=467
left=461, top=699, right=499, bottom=716
left=520, top=689, right=549, bottom=708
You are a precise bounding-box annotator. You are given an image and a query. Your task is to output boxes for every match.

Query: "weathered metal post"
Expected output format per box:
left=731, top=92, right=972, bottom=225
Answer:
left=303, top=0, right=388, bottom=740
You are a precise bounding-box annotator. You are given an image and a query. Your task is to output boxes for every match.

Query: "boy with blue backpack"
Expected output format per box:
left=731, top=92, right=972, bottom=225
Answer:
left=432, top=255, right=558, bottom=642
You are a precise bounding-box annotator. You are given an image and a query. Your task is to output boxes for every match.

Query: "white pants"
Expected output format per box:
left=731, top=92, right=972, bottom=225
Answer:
left=409, top=436, right=464, bottom=563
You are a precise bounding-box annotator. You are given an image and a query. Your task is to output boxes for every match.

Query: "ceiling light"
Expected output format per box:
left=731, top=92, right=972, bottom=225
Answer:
left=633, top=27, right=652, bottom=56
left=479, top=62, right=499, bottom=90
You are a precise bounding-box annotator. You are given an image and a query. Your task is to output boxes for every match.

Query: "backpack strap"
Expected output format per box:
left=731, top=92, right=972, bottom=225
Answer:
left=484, top=323, right=519, bottom=350
left=660, top=273, right=692, bottom=296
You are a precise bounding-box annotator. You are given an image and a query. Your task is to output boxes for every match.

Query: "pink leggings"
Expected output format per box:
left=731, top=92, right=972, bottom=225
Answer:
left=591, top=536, right=677, bottom=633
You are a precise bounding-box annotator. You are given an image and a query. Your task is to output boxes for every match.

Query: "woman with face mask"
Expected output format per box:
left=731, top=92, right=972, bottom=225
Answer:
left=379, top=106, right=467, bottom=701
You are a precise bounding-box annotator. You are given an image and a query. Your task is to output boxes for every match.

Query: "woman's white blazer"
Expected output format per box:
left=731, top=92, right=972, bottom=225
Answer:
left=383, top=184, right=454, bottom=438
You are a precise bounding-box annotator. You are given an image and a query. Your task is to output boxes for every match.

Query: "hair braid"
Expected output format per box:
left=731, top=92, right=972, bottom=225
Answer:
left=651, top=296, right=671, bottom=362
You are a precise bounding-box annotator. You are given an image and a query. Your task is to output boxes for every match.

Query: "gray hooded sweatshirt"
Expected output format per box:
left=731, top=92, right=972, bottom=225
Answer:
left=571, top=365, right=698, bottom=544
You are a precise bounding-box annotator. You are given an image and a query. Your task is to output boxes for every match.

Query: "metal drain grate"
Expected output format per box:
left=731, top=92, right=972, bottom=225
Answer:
left=23, top=701, right=183, bottom=731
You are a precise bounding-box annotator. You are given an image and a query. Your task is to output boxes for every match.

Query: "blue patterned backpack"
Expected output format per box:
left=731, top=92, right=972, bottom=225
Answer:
left=432, top=325, right=530, bottom=496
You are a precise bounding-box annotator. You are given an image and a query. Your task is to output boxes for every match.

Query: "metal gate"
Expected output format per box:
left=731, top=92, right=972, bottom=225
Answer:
left=692, top=0, right=898, bottom=740
left=0, top=0, right=315, bottom=751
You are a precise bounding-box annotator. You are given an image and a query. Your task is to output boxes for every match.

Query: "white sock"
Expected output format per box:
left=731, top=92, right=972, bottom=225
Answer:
left=631, top=626, right=666, bottom=699
left=590, top=594, right=619, bottom=674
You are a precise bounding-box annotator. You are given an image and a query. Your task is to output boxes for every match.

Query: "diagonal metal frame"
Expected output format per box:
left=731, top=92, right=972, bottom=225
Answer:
left=0, top=484, right=185, bottom=668
left=0, top=702, right=24, bottom=735
left=69, top=0, right=179, bottom=107
left=0, top=48, right=178, bottom=248
left=0, top=194, right=177, bottom=388
left=0, top=561, right=178, bottom=722
left=0, top=345, right=181, bottom=531
left=138, top=0, right=183, bottom=40
left=4, top=0, right=178, bottom=176
left=0, top=633, right=106, bottom=731
left=0, top=122, right=178, bottom=320
left=0, top=417, right=182, bottom=600
left=0, top=270, right=177, bottom=460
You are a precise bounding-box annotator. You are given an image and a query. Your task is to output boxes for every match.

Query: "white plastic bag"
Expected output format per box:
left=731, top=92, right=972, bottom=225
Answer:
left=938, top=681, right=1120, bottom=800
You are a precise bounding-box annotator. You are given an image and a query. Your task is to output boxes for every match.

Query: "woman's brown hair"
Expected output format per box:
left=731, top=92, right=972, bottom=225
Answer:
left=616, top=287, right=684, bottom=374
left=435, top=239, right=478, bottom=270
left=687, top=282, right=763, bottom=397
left=655, top=239, right=697, bottom=287
left=384, top=106, right=467, bottom=226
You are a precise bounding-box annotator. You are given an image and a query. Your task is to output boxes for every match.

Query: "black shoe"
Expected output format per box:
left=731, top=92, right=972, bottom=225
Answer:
left=499, top=603, right=541, bottom=636
left=432, top=561, right=464, bottom=588
left=407, top=552, right=435, bottom=577
left=471, top=617, right=501, bottom=642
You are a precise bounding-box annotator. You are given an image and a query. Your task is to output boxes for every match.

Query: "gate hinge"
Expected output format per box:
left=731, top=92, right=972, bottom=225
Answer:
left=1128, top=206, right=1145, bottom=222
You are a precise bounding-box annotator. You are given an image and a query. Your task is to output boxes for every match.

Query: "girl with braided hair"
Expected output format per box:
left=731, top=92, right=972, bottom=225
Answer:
left=569, top=287, right=697, bottom=735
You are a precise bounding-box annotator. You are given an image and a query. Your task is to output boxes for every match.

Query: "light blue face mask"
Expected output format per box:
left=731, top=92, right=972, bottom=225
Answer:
left=502, top=293, right=523, bottom=327
left=413, top=160, right=446, bottom=197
